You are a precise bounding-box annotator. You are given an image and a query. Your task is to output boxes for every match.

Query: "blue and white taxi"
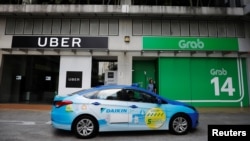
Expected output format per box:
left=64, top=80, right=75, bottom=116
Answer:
left=51, top=84, right=199, bottom=139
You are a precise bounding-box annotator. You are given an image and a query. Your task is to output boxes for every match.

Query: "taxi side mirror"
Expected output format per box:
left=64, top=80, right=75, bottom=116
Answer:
left=156, top=98, right=162, bottom=104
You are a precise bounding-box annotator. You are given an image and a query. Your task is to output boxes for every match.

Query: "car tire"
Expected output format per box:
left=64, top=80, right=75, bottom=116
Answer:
left=72, top=115, right=98, bottom=139
left=169, top=114, right=190, bottom=135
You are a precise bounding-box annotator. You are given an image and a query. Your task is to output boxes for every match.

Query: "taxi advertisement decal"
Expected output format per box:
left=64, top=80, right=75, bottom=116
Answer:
left=65, top=104, right=73, bottom=112
left=145, top=108, right=166, bottom=129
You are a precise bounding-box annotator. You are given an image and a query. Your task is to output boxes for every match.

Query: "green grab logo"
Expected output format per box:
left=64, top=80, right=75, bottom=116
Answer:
left=179, top=39, right=204, bottom=49
left=143, top=37, right=238, bottom=51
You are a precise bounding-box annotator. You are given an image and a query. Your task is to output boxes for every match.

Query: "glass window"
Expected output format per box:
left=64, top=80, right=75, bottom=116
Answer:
left=80, top=88, right=167, bottom=104
left=83, top=90, right=99, bottom=99
left=123, top=89, right=158, bottom=103
left=96, top=89, right=121, bottom=100
left=83, top=89, right=121, bottom=100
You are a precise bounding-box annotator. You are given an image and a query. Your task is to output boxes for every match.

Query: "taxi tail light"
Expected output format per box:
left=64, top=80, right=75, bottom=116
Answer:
left=54, top=100, right=73, bottom=108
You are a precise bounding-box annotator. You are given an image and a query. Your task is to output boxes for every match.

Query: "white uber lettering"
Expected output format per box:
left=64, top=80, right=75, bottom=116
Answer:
left=50, top=38, right=59, bottom=47
left=61, top=38, right=70, bottom=47
left=72, top=38, right=81, bottom=47
left=38, top=37, right=47, bottom=47
left=37, top=37, right=82, bottom=48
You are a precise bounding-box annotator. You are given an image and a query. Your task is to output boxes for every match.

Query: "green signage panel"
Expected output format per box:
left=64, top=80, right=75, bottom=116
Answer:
left=159, top=58, right=248, bottom=107
left=143, top=37, right=239, bottom=51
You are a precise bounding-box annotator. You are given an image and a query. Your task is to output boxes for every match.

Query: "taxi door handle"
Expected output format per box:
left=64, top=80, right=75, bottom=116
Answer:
left=129, top=105, right=138, bottom=108
left=92, top=102, right=100, bottom=105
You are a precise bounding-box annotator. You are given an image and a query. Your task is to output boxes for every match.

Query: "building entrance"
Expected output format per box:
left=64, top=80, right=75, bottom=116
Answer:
left=91, top=57, right=117, bottom=87
left=132, top=59, right=158, bottom=91
left=0, top=55, right=60, bottom=104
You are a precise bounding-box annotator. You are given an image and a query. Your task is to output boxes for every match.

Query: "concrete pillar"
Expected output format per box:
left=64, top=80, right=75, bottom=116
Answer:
left=117, top=52, right=132, bottom=85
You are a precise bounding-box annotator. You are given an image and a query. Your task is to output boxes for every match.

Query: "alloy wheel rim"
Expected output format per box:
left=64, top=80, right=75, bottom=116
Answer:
left=76, top=119, right=94, bottom=136
left=172, top=117, right=188, bottom=133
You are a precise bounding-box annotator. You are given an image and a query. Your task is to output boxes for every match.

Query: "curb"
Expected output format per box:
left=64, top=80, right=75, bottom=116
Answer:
left=0, top=104, right=249, bottom=113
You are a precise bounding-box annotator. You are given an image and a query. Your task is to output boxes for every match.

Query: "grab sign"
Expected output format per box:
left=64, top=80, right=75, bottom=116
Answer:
left=143, top=37, right=238, bottom=51
left=158, top=57, right=248, bottom=107
left=178, top=39, right=204, bottom=49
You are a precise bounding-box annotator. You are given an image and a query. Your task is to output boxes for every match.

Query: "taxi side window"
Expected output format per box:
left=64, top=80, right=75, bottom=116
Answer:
left=122, top=89, right=158, bottom=103
left=138, top=91, right=157, bottom=103
left=83, top=89, right=121, bottom=100
left=83, top=90, right=99, bottom=99
left=97, top=89, right=121, bottom=100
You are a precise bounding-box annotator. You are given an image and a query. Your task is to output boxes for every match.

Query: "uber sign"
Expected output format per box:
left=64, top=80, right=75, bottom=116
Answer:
left=66, top=71, right=82, bottom=88
left=12, top=36, right=108, bottom=49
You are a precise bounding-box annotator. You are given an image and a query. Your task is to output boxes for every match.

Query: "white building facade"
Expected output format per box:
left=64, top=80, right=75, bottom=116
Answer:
left=0, top=0, right=250, bottom=107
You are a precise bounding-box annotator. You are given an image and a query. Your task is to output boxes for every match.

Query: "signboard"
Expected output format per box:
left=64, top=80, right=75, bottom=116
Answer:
left=158, top=57, right=248, bottom=107
left=45, top=76, right=51, bottom=81
left=108, top=72, right=114, bottom=78
left=143, top=37, right=239, bottom=51
left=66, top=71, right=82, bottom=88
left=104, top=71, right=117, bottom=85
left=16, top=75, right=22, bottom=80
left=12, top=36, right=108, bottom=49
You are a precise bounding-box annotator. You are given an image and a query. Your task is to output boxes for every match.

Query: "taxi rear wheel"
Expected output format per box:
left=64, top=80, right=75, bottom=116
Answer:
left=169, top=114, right=190, bottom=135
left=72, top=115, right=98, bottom=139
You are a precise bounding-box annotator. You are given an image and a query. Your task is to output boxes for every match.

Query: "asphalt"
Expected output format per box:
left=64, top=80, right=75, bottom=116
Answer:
left=0, top=103, right=249, bottom=141
left=0, top=103, right=250, bottom=113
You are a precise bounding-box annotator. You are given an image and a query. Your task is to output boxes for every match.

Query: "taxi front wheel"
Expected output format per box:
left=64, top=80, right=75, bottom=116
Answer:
left=169, top=114, right=190, bottom=135
left=72, top=115, right=99, bottom=139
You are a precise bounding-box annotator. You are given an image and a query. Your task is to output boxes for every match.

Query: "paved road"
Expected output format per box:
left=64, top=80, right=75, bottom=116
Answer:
left=0, top=108, right=249, bottom=141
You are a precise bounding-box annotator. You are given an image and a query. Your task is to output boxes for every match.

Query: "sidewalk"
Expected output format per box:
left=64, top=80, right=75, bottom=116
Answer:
left=0, top=103, right=52, bottom=111
left=0, top=103, right=249, bottom=113
left=196, top=107, right=250, bottom=113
